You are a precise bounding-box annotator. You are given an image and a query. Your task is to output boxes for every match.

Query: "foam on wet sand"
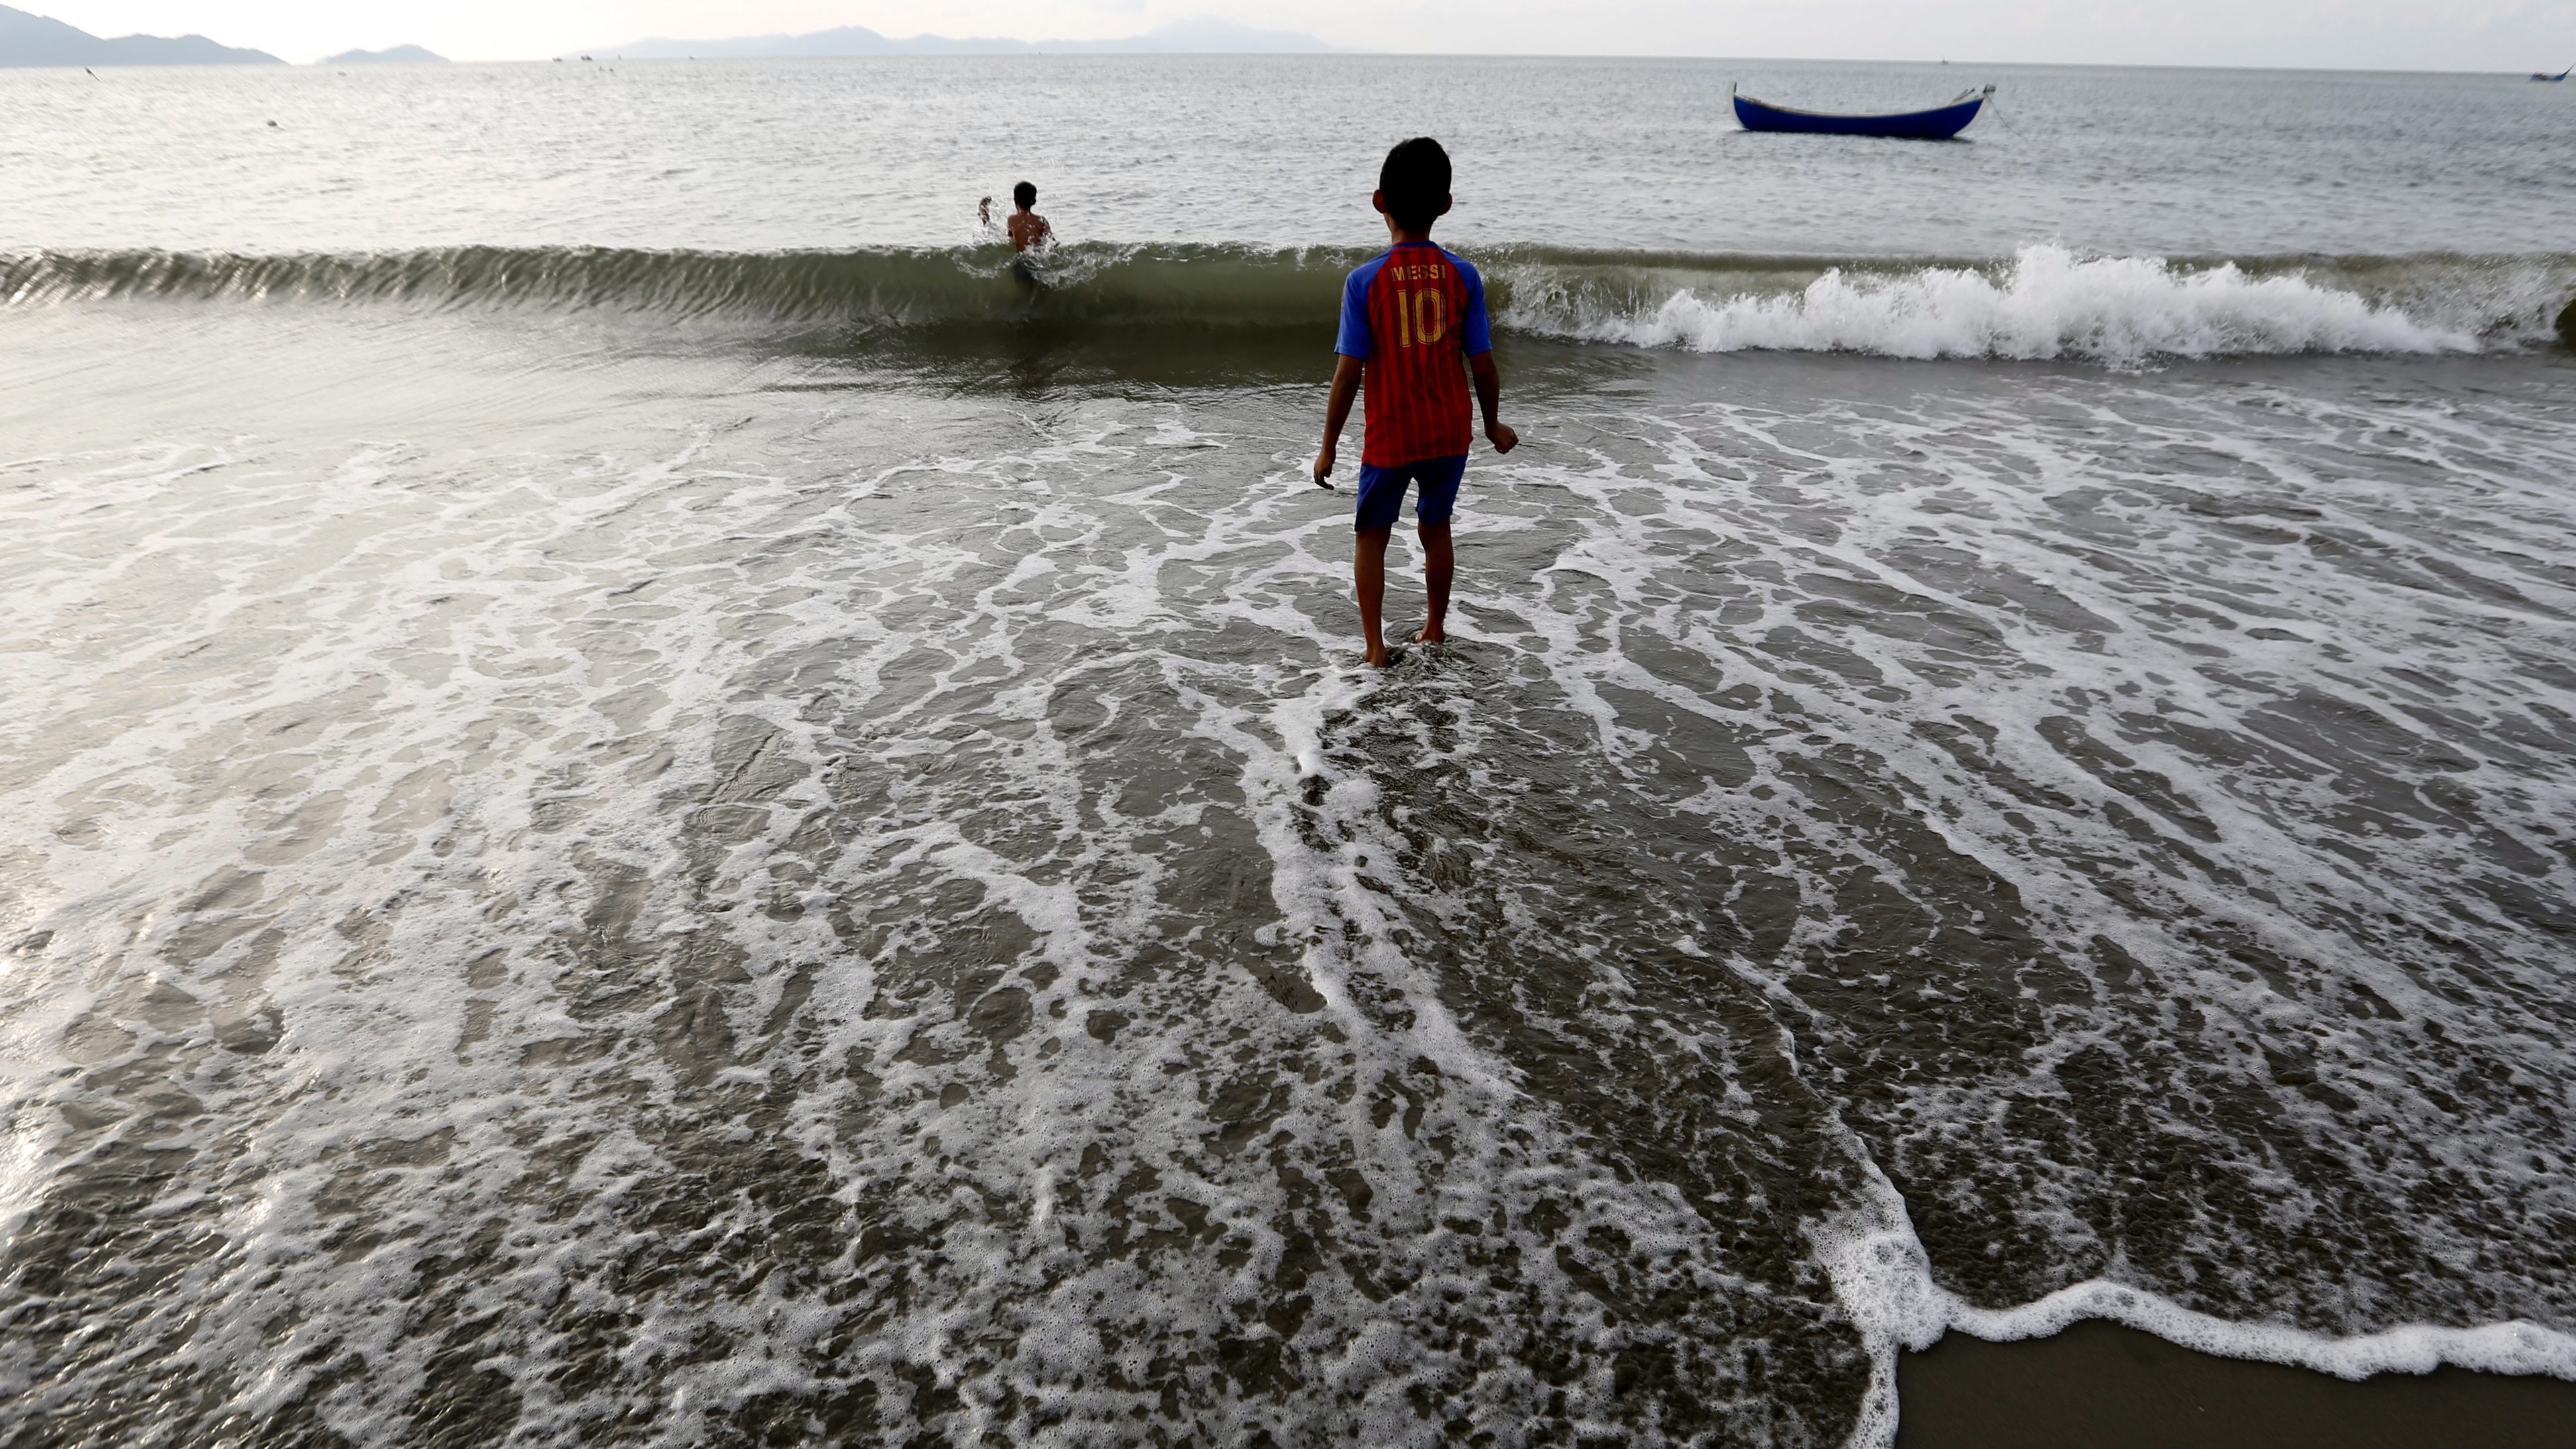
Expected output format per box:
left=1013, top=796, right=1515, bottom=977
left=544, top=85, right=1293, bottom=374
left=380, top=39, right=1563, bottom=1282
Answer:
left=3, top=296, right=2573, bottom=1445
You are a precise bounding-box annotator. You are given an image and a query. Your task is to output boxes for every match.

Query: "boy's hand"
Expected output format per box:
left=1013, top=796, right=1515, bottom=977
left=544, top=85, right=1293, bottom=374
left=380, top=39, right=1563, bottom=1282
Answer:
left=1316, top=355, right=1362, bottom=489
left=1488, top=421, right=1520, bottom=454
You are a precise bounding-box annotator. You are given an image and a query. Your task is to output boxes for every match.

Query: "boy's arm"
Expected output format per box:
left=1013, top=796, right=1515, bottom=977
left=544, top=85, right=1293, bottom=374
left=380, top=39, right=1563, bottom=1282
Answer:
left=1317, top=268, right=1372, bottom=487
left=1470, top=353, right=1518, bottom=454
left=1314, top=354, right=1364, bottom=488
left=1459, top=262, right=1516, bottom=453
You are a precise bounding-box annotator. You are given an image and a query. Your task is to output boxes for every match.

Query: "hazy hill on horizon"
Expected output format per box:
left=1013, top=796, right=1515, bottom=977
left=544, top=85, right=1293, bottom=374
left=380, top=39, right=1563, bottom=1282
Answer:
left=325, top=45, right=447, bottom=65
left=0, top=3, right=278, bottom=64
left=605, top=17, right=1340, bottom=60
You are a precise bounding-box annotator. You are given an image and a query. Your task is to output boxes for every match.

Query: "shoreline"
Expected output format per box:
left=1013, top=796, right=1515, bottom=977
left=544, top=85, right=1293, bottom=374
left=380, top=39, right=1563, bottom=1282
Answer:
left=1899, top=1318, right=2576, bottom=1448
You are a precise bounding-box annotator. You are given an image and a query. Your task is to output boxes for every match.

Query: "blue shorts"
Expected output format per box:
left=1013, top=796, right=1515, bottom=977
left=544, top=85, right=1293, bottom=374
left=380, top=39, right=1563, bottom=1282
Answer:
left=1353, top=454, right=1467, bottom=532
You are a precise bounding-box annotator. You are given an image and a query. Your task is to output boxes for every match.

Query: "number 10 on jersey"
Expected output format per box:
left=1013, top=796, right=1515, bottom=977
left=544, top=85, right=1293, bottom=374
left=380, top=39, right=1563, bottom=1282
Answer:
left=1394, top=289, right=1447, bottom=348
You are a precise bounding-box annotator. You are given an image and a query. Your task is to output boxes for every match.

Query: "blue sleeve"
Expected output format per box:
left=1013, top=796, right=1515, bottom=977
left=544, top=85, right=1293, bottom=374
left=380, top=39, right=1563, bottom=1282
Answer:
left=1458, top=257, right=1493, bottom=356
left=1334, top=266, right=1372, bottom=358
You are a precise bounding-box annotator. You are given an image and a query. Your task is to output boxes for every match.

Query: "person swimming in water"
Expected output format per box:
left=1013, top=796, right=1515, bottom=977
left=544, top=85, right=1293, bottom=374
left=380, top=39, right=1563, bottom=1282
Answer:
left=978, top=182, right=1053, bottom=253
left=980, top=181, right=1054, bottom=288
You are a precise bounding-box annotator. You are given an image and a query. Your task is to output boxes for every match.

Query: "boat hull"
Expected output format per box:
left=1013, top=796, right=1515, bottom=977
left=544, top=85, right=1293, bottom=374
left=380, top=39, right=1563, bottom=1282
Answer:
left=1732, top=93, right=1986, bottom=139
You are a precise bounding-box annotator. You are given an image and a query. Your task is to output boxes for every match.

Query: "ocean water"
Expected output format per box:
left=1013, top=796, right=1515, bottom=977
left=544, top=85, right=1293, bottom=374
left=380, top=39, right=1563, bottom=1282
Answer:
left=3, top=56, right=2574, bottom=1449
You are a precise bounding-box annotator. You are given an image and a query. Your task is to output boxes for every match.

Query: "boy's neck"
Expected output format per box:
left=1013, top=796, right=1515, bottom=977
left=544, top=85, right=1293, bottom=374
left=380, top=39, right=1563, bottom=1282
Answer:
left=1383, top=218, right=1435, bottom=246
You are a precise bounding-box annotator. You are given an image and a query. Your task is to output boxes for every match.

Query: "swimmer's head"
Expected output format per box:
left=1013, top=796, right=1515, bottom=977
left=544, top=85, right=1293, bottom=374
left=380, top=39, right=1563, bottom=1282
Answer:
left=1376, top=138, right=1451, bottom=233
left=1014, top=181, right=1037, bottom=209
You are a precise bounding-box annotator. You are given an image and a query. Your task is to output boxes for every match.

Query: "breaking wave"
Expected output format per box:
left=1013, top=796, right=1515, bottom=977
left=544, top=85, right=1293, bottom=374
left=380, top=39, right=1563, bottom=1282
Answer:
left=1502, top=245, right=2574, bottom=364
left=5, top=241, right=2569, bottom=365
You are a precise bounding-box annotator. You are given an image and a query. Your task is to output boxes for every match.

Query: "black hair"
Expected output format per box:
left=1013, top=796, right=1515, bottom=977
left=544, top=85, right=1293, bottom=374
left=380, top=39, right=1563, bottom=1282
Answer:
left=1377, top=138, right=1451, bottom=233
left=1013, top=180, right=1037, bottom=209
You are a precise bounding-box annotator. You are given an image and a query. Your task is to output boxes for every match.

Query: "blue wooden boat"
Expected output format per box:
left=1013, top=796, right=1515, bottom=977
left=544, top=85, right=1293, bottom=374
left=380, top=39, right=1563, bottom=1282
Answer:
left=1731, top=84, right=1994, bottom=139
left=2533, top=68, right=2569, bottom=82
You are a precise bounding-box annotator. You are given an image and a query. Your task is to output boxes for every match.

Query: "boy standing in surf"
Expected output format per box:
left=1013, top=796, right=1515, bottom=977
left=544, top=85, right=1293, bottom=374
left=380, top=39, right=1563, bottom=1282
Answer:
left=1313, top=138, right=1518, bottom=667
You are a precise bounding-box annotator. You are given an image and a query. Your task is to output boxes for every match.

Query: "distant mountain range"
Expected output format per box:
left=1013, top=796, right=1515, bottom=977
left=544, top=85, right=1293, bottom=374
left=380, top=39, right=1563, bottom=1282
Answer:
left=603, top=17, right=1340, bottom=60
left=0, top=5, right=1333, bottom=69
left=0, top=4, right=278, bottom=65
left=326, top=45, right=446, bottom=65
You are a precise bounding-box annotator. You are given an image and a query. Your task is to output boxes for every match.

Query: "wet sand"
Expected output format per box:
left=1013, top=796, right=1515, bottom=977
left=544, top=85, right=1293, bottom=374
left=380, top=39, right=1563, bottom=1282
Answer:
left=1899, top=1319, right=2576, bottom=1449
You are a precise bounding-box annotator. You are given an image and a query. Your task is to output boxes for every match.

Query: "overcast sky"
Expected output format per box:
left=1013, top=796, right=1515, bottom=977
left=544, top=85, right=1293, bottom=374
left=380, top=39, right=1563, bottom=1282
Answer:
left=28, top=0, right=2576, bottom=70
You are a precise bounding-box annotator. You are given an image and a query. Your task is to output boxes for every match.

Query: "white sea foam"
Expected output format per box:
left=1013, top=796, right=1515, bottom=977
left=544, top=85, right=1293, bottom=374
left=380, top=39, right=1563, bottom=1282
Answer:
left=6, top=308, right=2575, bottom=1447
left=1819, top=1177, right=2576, bottom=1449
left=1948, top=1279, right=2576, bottom=1380
left=1506, top=244, right=2496, bottom=364
left=1483, top=355, right=2576, bottom=1444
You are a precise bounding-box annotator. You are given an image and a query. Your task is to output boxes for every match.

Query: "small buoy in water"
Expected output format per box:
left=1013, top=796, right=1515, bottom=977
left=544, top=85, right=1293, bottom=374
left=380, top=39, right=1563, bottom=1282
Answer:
left=266, top=119, right=278, bottom=127
left=2558, top=296, right=2576, bottom=349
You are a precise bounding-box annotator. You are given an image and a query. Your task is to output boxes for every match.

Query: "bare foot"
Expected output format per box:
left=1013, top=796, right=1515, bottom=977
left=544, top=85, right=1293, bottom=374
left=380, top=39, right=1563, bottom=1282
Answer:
left=1364, top=644, right=1393, bottom=668
left=1411, top=625, right=1446, bottom=644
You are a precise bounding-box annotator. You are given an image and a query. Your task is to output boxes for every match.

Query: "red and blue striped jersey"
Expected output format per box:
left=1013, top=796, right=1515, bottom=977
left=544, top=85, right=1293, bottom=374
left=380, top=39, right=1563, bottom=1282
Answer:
left=1334, top=241, right=1493, bottom=467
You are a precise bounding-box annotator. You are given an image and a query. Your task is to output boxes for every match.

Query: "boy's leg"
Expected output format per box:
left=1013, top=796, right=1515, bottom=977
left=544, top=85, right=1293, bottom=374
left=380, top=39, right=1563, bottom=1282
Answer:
left=1351, top=460, right=1407, bottom=667
left=1410, top=455, right=1467, bottom=646
left=1413, top=521, right=1453, bottom=644
left=1355, top=528, right=1394, bottom=667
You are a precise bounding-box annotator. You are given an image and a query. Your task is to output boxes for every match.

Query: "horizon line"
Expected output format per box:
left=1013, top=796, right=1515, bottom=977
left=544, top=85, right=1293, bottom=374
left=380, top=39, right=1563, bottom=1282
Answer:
left=402, top=53, right=2574, bottom=79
